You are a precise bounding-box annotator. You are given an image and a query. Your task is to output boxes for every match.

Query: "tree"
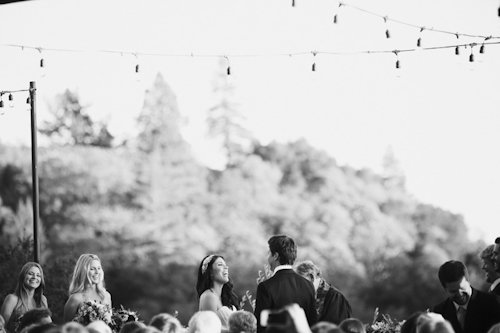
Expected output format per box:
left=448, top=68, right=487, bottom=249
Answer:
left=133, top=72, right=212, bottom=265
left=39, top=89, right=114, bottom=147
left=206, top=57, right=252, bottom=167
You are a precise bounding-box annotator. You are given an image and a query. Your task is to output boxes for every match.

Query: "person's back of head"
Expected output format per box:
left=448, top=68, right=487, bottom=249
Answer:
left=418, top=318, right=454, bottom=333
left=23, top=323, right=59, bottom=333
left=19, top=308, right=53, bottom=332
left=268, top=235, right=297, bottom=265
left=400, top=312, right=426, bottom=333
left=228, top=311, right=256, bottom=333
left=61, top=322, right=88, bottom=333
left=188, top=311, right=221, bottom=333
left=149, top=313, right=182, bottom=333
left=119, top=322, right=147, bottom=333
left=86, top=321, right=112, bottom=333
left=488, top=323, right=500, bottom=333
left=133, top=326, right=161, bottom=333
left=339, top=318, right=365, bottom=333
left=311, top=321, right=344, bottom=333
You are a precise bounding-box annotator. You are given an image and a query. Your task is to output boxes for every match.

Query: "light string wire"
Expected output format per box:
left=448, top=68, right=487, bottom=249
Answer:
left=0, top=1, right=498, bottom=61
left=339, top=2, right=499, bottom=40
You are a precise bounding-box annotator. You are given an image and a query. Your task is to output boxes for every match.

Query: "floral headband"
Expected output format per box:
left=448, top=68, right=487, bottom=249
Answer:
left=201, top=255, right=215, bottom=274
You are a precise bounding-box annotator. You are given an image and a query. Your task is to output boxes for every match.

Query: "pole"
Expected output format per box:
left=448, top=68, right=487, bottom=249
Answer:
left=30, top=81, right=40, bottom=263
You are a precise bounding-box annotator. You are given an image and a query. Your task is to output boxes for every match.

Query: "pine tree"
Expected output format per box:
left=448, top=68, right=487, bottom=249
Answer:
left=39, top=89, right=114, bottom=147
left=206, top=58, right=252, bottom=167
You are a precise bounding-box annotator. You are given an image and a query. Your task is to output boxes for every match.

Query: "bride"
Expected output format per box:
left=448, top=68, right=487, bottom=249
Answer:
left=196, top=255, right=240, bottom=332
left=63, top=254, right=112, bottom=323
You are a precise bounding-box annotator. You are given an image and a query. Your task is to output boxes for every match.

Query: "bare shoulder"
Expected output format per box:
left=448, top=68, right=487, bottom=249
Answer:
left=66, top=293, right=85, bottom=305
left=1, top=294, right=18, bottom=308
left=199, top=290, right=218, bottom=311
left=105, top=291, right=112, bottom=305
left=200, top=290, right=217, bottom=302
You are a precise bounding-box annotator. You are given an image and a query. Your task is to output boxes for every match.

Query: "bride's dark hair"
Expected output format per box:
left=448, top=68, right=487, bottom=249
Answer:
left=196, top=254, right=240, bottom=310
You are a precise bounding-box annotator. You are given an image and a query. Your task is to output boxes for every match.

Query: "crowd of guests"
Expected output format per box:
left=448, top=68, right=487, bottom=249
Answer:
left=3, top=235, right=500, bottom=333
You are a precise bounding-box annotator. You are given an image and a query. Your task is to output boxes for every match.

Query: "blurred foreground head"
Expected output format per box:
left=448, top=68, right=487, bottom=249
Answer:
left=338, top=318, right=365, bottom=333
left=228, top=311, right=256, bottom=333
left=86, top=321, right=112, bottom=333
left=149, top=313, right=182, bottom=333
left=311, top=321, right=343, bottom=333
left=188, top=311, right=221, bottom=333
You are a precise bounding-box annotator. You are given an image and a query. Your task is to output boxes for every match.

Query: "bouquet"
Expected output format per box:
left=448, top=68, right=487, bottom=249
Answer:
left=111, top=305, right=140, bottom=333
left=365, top=308, right=405, bottom=333
left=73, top=300, right=113, bottom=327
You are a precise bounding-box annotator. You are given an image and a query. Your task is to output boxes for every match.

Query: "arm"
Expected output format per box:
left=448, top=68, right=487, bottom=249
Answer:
left=41, top=295, right=49, bottom=309
left=321, top=290, right=352, bottom=324
left=63, top=294, right=82, bottom=323
left=0, top=295, right=18, bottom=330
left=199, top=292, right=219, bottom=313
left=254, top=282, right=272, bottom=333
left=105, top=291, right=112, bottom=307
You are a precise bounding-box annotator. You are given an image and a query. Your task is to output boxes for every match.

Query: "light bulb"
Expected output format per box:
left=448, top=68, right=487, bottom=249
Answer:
left=26, top=97, right=31, bottom=111
left=8, top=94, right=14, bottom=108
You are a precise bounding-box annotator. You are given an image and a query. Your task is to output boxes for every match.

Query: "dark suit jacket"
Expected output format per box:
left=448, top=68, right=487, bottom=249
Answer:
left=254, top=269, right=317, bottom=333
left=319, top=286, right=352, bottom=325
left=490, top=282, right=500, bottom=296
left=432, top=287, right=500, bottom=333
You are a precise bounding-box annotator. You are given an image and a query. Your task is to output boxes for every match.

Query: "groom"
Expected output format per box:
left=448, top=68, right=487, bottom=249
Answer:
left=254, top=234, right=317, bottom=333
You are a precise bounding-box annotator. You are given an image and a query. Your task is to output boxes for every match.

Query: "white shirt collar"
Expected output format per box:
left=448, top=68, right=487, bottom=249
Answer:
left=490, top=277, right=500, bottom=292
left=273, top=265, right=293, bottom=275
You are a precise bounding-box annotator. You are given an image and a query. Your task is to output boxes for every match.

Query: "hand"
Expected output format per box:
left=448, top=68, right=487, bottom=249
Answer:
left=283, top=304, right=312, bottom=333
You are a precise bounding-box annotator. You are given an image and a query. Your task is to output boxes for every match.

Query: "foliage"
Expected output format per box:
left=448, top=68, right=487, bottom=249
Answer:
left=365, top=308, right=404, bottom=333
left=39, top=89, right=113, bottom=147
left=0, top=74, right=485, bottom=326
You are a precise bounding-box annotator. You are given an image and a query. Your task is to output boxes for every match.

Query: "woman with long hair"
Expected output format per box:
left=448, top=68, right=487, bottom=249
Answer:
left=63, top=254, right=112, bottom=322
left=196, top=254, right=240, bottom=332
left=0, top=262, right=49, bottom=333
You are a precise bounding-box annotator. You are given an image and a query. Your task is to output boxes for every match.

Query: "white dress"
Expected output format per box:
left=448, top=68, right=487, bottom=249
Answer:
left=217, top=306, right=236, bottom=332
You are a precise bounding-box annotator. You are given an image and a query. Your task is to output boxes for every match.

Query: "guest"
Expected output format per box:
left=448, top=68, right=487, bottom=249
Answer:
left=86, top=321, right=112, bottom=333
left=64, top=254, right=112, bottom=323
left=1, top=315, right=6, bottom=333
left=0, top=262, right=49, bottom=333
left=294, top=260, right=352, bottom=325
left=478, top=244, right=500, bottom=294
left=254, top=235, right=317, bottom=333
left=228, top=311, right=256, bottom=333
left=119, top=322, right=146, bottom=333
left=18, top=309, right=52, bottom=332
left=187, top=311, right=221, bottom=333
left=61, top=322, right=88, bottom=333
left=492, top=238, right=500, bottom=274
left=149, top=313, right=182, bottom=333
left=311, top=322, right=343, bottom=333
left=196, top=255, right=240, bottom=332
left=338, top=318, right=365, bottom=333
left=432, top=260, right=500, bottom=333
left=400, top=312, right=426, bottom=333
left=488, top=323, right=500, bottom=333
left=21, top=323, right=58, bottom=333
left=133, top=327, right=161, bottom=333
left=418, top=315, right=454, bottom=333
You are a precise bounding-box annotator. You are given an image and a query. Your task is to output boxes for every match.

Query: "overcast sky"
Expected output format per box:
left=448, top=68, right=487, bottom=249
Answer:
left=1, top=0, right=500, bottom=242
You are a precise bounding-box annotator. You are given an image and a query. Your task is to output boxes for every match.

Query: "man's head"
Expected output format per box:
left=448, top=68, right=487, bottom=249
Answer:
left=438, top=260, right=472, bottom=306
left=478, top=244, right=499, bottom=283
left=493, top=238, right=500, bottom=272
left=267, top=235, right=297, bottom=270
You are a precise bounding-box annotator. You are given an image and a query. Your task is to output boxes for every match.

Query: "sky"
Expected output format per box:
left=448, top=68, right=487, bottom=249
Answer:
left=0, top=0, right=499, bottom=242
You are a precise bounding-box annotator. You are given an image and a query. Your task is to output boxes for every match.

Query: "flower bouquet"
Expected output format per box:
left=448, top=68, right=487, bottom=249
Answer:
left=73, top=300, right=113, bottom=327
left=111, top=305, right=140, bottom=333
left=365, top=308, right=405, bottom=333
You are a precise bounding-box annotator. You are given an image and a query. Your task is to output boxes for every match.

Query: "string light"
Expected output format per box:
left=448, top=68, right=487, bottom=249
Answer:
left=455, top=34, right=460, bottom=55
left=312, top=52, right=317, bottom=71
left=26, top=97, right=31, bottom=111
left=469, top=44, right=475, bottom=62
left=292, top=0, right=295, bottom=7
left=417, top=28, right=425, bottom=47
left=8, top=94, right=14, bottom=108
left=333, top=2, right=343, bottom=24
left=0, top=95, right=4, bottom=115
left=384, top=16, right=390, bottom=39
left=393, top=51, right=400, bottom=69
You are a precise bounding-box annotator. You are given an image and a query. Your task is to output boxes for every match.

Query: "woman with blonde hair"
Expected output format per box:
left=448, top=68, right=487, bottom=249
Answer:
left=63, top=254, right=112, bottom=322
left=0, top=262, right=49, bottom=333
